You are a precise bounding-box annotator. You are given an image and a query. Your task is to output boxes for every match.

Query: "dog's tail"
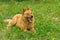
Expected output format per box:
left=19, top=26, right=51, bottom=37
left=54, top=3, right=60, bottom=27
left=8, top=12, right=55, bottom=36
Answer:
left=3, top=19, right=12, bottom=23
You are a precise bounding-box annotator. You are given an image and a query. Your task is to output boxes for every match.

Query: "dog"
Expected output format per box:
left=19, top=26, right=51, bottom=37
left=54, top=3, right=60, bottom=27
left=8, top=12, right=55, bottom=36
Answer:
left=3, top=6, right=36, bottom=33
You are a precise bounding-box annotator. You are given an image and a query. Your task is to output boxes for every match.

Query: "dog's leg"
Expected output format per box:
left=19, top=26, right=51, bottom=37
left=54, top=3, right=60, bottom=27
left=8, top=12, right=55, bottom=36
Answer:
left=6, top=20, right=13, bottom=29
left=6, top=23, right=12, bottom=29
left=31, top=27, right=36, bottom=33
left=24, top=29, right=28, bottom=32
left=22, top=27, right=28, bottom=32
left=6, top=18, right=17, bottom=29
left=21, top=26, right=28, bottom=32
left=7, top=21, right=12, bottom=29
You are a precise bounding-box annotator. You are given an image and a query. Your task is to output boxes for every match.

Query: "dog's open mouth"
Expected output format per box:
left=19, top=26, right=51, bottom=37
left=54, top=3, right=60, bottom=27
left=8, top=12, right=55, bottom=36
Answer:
left=27, top=18, right=32, bottom=23
left=26, top=16, right=33, bottom=23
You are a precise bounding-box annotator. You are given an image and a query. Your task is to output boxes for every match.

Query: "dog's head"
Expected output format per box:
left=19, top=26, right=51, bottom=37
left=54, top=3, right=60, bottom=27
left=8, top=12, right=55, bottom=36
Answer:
left=22, top=7, right=33, bottom=23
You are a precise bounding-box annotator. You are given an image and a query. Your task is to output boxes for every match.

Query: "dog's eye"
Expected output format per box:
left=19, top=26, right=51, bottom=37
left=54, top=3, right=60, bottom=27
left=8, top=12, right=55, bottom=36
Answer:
left=26, top=17, right=29, bottom=19
left=31, top=16, right=33, bottom=18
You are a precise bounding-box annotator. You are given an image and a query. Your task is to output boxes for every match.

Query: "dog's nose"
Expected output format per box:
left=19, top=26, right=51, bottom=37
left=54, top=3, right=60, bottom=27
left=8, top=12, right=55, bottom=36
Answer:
left=31, top=16, right=33, bottom=18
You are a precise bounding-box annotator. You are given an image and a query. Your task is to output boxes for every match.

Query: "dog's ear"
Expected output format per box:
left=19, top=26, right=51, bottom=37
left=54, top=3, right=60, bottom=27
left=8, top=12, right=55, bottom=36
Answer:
left=23, top=8, right=26, bottom=12
left=27, top=5, right=30, bottom=10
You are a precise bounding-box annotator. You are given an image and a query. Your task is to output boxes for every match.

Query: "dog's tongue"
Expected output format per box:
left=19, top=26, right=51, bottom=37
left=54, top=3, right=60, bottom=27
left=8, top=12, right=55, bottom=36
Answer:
left=28, top=18, right=32, bottom=23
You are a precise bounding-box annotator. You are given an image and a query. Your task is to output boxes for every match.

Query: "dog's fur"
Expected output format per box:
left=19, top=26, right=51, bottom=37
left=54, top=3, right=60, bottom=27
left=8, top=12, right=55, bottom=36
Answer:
left=4, top=7, right=36, bottom=33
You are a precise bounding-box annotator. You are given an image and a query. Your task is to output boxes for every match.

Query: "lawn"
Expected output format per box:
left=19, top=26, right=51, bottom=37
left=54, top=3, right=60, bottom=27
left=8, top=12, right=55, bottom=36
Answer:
left=0, top=0, right=60, bottom=40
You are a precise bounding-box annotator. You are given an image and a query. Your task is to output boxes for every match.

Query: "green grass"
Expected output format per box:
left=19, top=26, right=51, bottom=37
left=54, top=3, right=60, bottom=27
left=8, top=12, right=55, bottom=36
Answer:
left=0, top=0, right=60, bottom=40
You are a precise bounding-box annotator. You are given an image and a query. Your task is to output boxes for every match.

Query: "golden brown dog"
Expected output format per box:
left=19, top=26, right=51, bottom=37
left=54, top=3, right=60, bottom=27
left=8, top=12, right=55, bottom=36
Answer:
left=4, top=7, right=36, bottom=33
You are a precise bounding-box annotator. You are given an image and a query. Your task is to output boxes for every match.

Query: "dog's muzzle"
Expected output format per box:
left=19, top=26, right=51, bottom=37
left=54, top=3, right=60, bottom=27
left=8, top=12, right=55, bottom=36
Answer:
left=27, top=16, right=33, bottom=23
left=27, top=18, right=32, bottom=23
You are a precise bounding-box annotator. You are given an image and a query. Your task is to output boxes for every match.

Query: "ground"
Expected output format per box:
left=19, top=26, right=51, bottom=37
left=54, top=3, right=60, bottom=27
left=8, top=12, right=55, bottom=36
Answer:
left=0, top=0, right=60, bottom=40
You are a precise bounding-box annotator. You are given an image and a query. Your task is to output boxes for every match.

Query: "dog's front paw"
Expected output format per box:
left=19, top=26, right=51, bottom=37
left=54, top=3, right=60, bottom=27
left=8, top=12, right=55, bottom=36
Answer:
left=31, top=28, right=36, bottom=33
left=24, top=29, right=28, bottom=32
